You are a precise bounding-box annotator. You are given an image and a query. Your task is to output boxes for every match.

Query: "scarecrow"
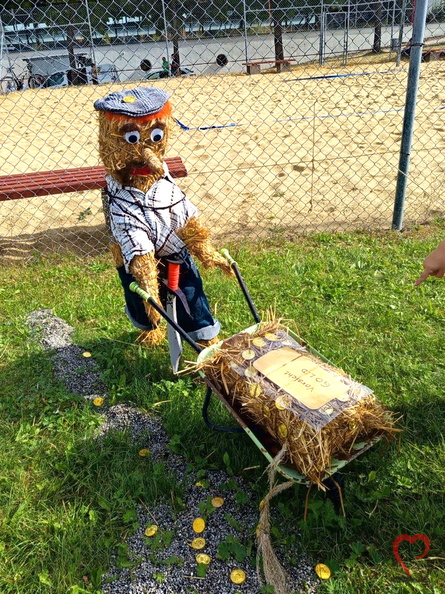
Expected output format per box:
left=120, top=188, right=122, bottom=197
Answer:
left=94, top=87, right=232, bottom=348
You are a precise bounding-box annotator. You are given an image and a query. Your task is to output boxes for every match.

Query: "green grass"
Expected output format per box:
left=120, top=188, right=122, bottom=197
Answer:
left=1, top=224, right=444, bottom=593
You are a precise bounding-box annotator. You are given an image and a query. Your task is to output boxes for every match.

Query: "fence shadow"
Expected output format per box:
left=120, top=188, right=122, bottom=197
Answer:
left=0, top=223, right=109, bottom=262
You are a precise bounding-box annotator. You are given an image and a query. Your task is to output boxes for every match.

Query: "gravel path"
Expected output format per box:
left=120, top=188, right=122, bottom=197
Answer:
left=28, top=309, right=319, bottom=594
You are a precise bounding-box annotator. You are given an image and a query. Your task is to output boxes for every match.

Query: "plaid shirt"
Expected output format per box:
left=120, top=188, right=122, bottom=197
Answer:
left=106, top=163, right=198, bottom=273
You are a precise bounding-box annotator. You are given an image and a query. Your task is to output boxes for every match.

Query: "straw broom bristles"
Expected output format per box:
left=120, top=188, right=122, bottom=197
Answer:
left=197, top=322, right=400, bottom=488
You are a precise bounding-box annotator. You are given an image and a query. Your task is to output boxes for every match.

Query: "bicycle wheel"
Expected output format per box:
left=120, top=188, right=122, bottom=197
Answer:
left=28, top=74, right=44, bottom=89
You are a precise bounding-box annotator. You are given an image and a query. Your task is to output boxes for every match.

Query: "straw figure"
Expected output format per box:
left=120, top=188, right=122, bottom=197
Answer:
left=94, top=87, right=233, bottom=346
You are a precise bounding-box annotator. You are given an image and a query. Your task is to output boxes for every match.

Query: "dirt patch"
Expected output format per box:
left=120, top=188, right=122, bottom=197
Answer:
left=1, top=57, right=445, bottom=259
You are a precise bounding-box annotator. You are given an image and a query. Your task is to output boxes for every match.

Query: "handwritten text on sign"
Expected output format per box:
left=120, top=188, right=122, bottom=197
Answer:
left=253, top=347, right=351, bottom=410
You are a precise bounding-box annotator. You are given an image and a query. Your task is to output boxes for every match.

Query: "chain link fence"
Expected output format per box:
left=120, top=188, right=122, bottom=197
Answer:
left=1, top=0, right=444, bottom=260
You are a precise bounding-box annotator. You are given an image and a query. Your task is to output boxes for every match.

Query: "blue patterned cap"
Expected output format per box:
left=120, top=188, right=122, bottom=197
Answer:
left=94, top=87, right=170, bottom=117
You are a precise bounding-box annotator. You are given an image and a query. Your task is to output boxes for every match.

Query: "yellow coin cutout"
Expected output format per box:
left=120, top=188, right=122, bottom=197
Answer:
left=278, top=424, right=288, bottom=438
left=337, top=394, right=350, bottom=402
left=230, top=569, right=246, bottom=584
left=265, top=333, right=279, bottom=342
left=138, top=448, right=150, bottom=457
left=192, top=518, right=206, bottom=533
left=93, top=397, right=104, bottom=407
left=324, top=407, right=334, bottom=415
left=190, top=537, right=206, bottom=550
left=123, top=95, right=136, bottom=103
left=315, top=563, right=331, bottom=580
left=241, top=349, right=255, bottom=360
left=195, top=481, right=204, bottom=488
left=145, top=525, right=158, bottom=537
left=244, top=367, right=258, bottom=378
left=252, top=337, right=266, bottom=347
left=82, top=351, right=92, bottom=358
left=196, top=553, right=211, bottom=565
left=249, top=383, right=262, bottom=398
left=211, top=497, right=224, bottom=508
left=275, top=394, right=291, bottom=410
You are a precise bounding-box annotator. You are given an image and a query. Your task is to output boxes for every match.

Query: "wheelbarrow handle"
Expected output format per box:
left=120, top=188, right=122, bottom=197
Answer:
left=129, top=281, right=202, bottom=353
left=221, top=250, right=261, bottom=324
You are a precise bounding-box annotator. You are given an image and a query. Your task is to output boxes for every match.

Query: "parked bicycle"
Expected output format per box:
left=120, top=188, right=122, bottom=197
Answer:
left=0, top=66, right=26, bottom=94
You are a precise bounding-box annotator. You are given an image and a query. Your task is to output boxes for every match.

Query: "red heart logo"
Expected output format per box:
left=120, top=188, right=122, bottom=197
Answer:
left=392, top=534, right=430, bottom=577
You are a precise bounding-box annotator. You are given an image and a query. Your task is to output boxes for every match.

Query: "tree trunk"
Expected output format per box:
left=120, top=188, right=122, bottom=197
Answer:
left=372, top=1, right=382, bottom=53
left=170, top=0, right=181, bottom=75
left=271, top=1, right=284, bottom=62
left=66, top=25, right=80, bottom=85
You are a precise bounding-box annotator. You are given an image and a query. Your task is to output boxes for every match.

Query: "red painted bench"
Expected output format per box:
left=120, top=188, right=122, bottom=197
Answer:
left=242, top=59, right=296, bottom=75
left=0, top=156, right=187, bottom=202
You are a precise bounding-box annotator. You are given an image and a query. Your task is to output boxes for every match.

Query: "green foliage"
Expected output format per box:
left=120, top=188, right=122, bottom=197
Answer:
left=1, top=228, right=445, bottom=592
left=198, top=496, right=217, bottom=520
left=144, top=529, right=175, bottom=557
left=217, top=534, right=252, bottom=563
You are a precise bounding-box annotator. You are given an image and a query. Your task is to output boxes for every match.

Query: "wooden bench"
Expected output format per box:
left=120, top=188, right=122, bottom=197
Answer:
left=422, top=49, right=445, bottom=62
left=0, top=156, right=187, bottom=202
left=242, top=59, right=296, bottom=75
left=0, top=156, right=187, bottom=238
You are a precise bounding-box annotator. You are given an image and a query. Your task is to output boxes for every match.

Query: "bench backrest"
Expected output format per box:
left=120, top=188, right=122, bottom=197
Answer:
left=0, top=157, right=187, bottom=202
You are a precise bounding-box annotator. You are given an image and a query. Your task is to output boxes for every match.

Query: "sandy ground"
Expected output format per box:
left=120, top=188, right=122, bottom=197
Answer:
left=1, top=55, right=445, bottom=258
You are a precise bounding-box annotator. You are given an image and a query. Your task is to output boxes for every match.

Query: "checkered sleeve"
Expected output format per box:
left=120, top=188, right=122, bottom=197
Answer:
left=107, top=183, right=156, bottom=272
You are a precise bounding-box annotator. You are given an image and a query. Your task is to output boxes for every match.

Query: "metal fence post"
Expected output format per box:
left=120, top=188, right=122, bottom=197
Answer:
left=242, top=0, right=249, bottom=67
left=319, top=1, right=325, bottom=66
left=392, top=0, right=428, bottom=230
left=161, top=0, right=170, bottom=74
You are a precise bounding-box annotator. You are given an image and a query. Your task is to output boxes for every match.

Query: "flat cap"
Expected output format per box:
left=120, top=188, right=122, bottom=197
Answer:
left=94, top=87, right=170, bottom=117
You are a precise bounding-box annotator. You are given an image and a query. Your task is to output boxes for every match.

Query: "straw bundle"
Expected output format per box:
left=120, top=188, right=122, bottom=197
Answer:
left=198, top=322, right=399, bottom=488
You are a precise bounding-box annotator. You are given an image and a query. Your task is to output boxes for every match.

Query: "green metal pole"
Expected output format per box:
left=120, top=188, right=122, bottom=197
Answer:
left=392, top=0, right=428, bottom=230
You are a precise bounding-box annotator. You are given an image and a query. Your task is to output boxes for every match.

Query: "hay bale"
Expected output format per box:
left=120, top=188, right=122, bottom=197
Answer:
left=198, top=322, right=399, bottom=487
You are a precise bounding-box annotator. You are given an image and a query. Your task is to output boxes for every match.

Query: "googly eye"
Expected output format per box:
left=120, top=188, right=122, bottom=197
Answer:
left=150, top=128, right=164, bottom=142
left=124, top=130, right=140, bottom=144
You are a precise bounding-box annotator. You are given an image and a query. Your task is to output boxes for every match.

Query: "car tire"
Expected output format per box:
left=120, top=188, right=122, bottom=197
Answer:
left=140, top=59, right=152, bottom=72
left=216, top=54, right=228, bottom=67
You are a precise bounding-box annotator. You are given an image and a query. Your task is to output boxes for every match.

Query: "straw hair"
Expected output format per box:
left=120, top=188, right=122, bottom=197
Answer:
left=197, top=321, right=400, bottom=488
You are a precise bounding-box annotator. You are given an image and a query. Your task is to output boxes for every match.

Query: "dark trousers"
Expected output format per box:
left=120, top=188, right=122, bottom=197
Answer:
left=117, top=250, right=220, bottom=341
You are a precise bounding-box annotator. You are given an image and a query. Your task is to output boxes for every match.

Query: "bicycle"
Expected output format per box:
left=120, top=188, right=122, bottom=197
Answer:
left=0, top=66, right=26, bottom=94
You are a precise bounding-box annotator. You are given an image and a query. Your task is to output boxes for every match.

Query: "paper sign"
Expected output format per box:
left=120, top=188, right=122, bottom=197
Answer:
left=253, top=347, right=350, bottom=410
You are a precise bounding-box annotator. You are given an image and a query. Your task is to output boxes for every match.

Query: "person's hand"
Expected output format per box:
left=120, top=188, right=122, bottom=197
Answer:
left=414, top=240, right=445, bottom=286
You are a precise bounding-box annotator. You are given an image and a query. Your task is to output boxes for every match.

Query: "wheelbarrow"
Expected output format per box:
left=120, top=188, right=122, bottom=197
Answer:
left=130, top=250, right=384, bottom=503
